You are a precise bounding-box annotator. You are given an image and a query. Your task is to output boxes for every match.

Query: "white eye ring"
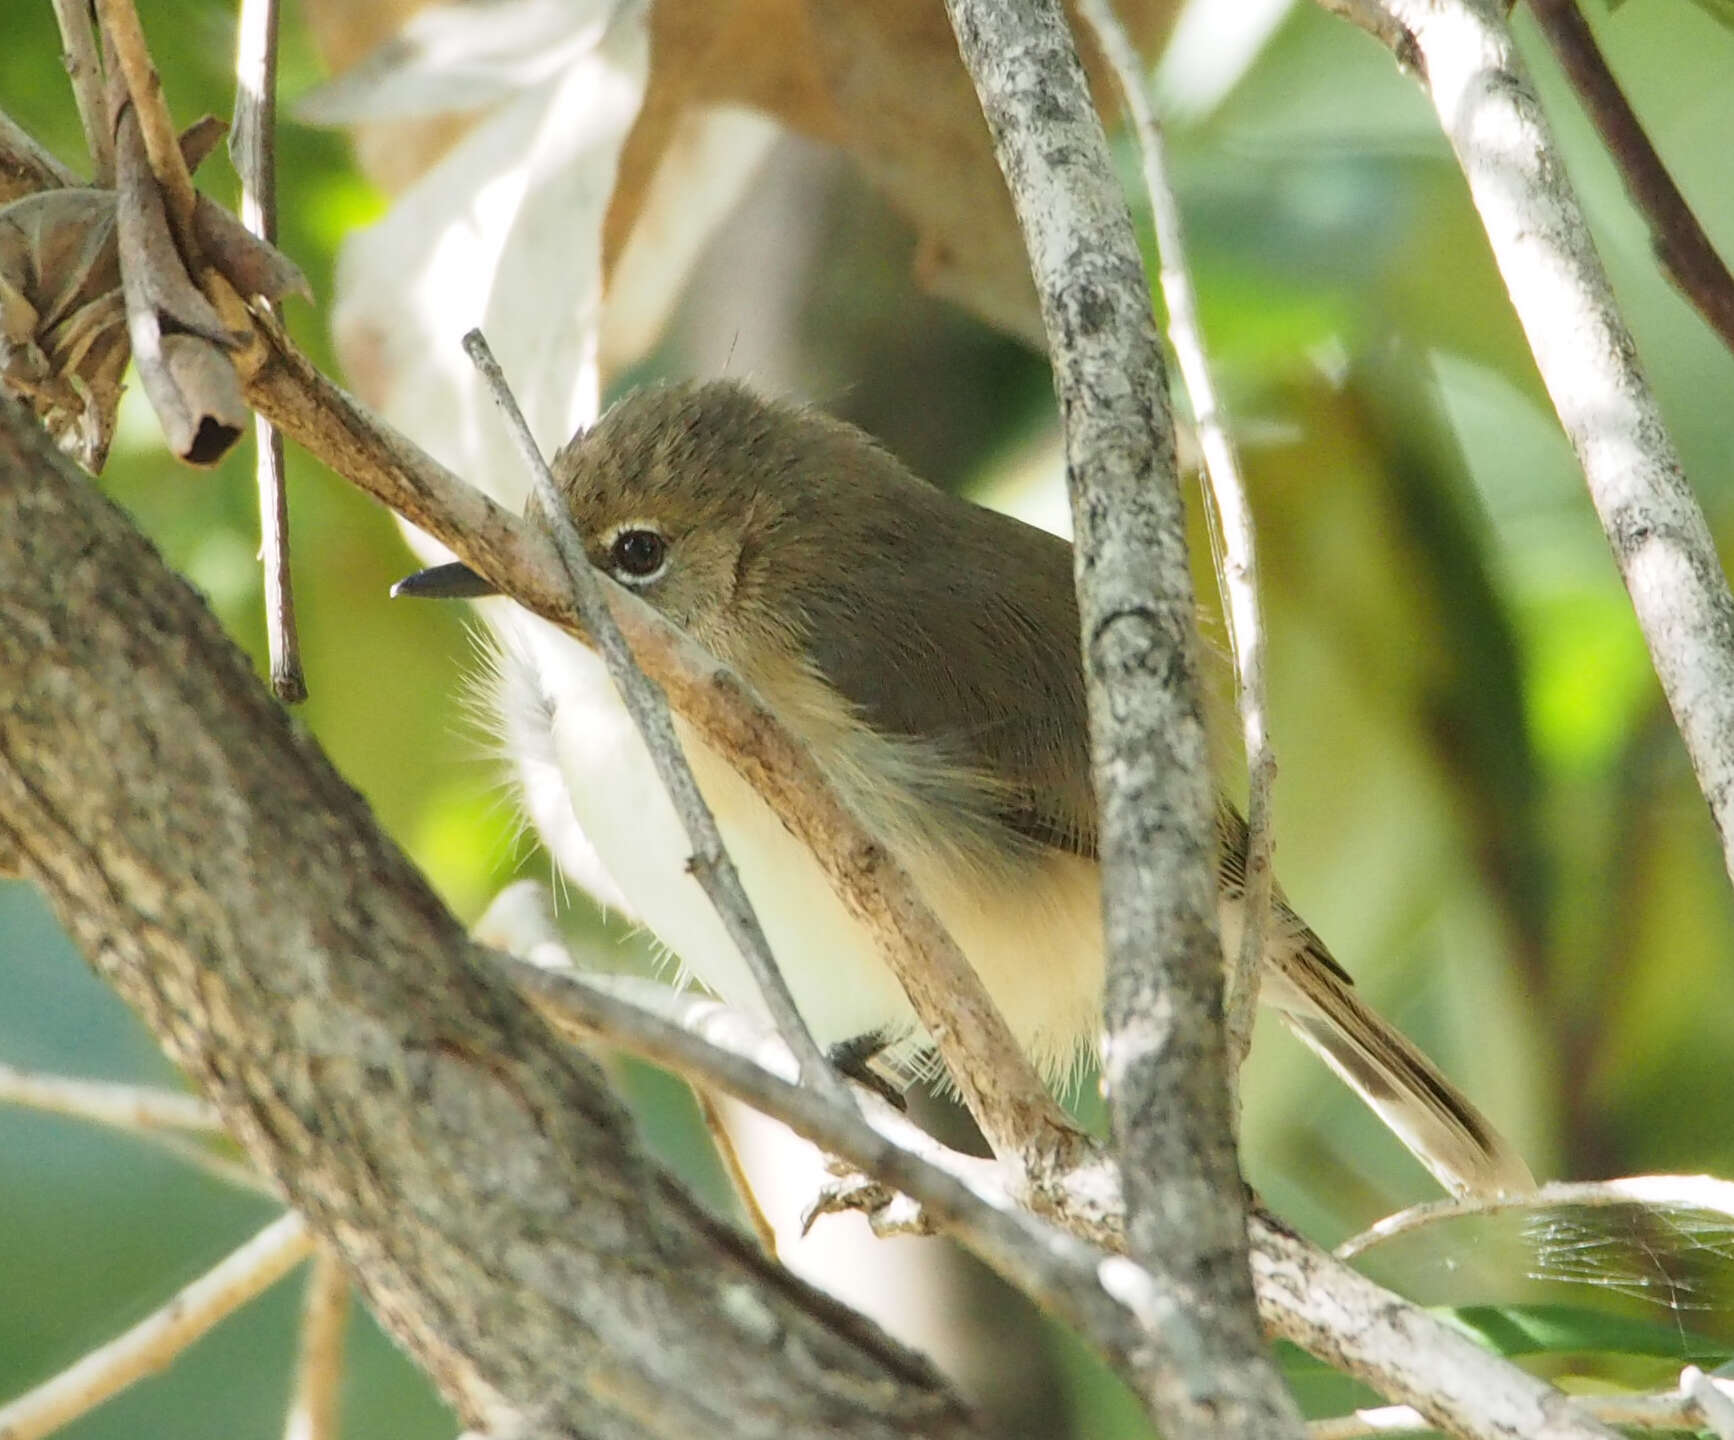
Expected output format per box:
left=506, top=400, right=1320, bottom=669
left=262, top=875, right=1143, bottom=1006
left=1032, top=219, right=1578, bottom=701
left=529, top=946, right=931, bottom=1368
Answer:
left=601, top=520, right=669, bottom=585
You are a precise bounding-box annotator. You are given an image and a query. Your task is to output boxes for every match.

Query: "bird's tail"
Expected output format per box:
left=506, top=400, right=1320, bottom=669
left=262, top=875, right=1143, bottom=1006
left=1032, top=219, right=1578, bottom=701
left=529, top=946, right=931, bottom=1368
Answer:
left=1262, top=922, right=1535, bottom=1199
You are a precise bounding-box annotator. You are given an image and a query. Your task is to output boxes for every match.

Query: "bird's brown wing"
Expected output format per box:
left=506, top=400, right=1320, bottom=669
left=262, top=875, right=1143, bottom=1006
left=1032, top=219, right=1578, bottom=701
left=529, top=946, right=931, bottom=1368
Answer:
left=796, top=474, right=1099, bottom=861
left=797, top=462, right=1532, bottom=1196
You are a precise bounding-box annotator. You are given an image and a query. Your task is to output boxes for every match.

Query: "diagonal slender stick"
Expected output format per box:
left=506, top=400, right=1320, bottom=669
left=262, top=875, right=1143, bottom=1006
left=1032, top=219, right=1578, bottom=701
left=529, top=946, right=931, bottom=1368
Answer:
left=0, top=1062, right=220, bottom=1131
left=0, top=1212, right=312, bottom=1440
left=1528, top=0, right=1734, bottom=358
left=283, top=1249, right=350, bottom=1440
left=0, top=1062, right=270, bottom=1192
left=1076, top=0, right=1275, bottom=1079
left=232, top=0, right=305, bottom=703
left=461, top=328, right=852, bottom=1110
left=95, top=0, right=199, bottom=247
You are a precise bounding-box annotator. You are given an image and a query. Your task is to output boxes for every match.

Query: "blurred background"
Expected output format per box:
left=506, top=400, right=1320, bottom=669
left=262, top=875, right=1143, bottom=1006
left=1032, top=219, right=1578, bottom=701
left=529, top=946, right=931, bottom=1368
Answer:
left=4, top=0, right=1734, bottom=1434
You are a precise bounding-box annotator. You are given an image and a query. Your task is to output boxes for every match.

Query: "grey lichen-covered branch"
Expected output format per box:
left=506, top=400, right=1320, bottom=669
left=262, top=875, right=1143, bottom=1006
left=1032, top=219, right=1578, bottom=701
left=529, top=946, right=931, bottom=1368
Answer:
left=0, top=391, right=978, bottom=1440
left=504, top=942, right=1623, bottom=1440
left=1337, top=0, right=1734, bottom=886
left=941, top=1, right=1303, bottom=1436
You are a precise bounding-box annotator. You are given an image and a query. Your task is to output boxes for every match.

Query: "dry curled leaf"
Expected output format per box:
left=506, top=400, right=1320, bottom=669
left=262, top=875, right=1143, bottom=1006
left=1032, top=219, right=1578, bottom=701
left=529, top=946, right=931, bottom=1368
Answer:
left=0, top=188, right=129, bottom=471
left=113, top=102, right=248, bottom=467
left=803, top=1167, right=934, bottom=1239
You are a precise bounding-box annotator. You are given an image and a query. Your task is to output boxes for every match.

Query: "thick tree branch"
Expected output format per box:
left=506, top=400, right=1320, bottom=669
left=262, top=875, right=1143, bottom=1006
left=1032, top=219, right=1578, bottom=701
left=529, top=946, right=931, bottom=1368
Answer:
left=499, top=929, right=1621, bottom=1440
left=0, top=391, right=977, bottom=1440
left=941, top=1, right=1301, bottom=1436
left=1335, top=0, right=1734, bottom=889
left=1075, top=0, right=1276, bottom=1078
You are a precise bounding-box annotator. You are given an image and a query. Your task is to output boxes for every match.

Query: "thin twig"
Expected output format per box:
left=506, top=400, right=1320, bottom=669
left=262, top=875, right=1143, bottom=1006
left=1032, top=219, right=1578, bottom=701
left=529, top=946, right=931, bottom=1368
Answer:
left=1336, top=1173, right=1734, bottom=1260
left=504, top=952, right=1623, bottom=1440
left=461, top=328, right=851, bottom=1111
left=140, top=1128, right=277, bottom=1194
left=942, top=2, right=1299, bottom=1435
left=1075, top=0, right=1275, bottom=1078
left=1528, top=0, right=1734, bottom=357
left=1330, top=0, right=1734, bottom=895
left=0, top=1211, right=312, bottom=1440
left=95, top=0, right=199, bottom=247
left=0, top=1061, right=268, bottom=1192
left=1310, top=1369, right=1734, bottom=1439
left=475, top=879, right=782, bottom=1254
left=233, top=0, right=304, bottom=703
left=697, top=1091, right=780, bottom=1255
left=0, top=1062, right=220, bottom=1131
left=284, top=1249, right=350, bottom=1440
left=51, top=0, right=112, bottom=185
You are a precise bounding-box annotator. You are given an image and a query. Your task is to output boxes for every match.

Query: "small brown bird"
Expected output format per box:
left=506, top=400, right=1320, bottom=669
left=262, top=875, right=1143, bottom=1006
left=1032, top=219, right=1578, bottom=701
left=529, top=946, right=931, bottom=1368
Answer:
left=403, top=380, right=1534, bottom=1198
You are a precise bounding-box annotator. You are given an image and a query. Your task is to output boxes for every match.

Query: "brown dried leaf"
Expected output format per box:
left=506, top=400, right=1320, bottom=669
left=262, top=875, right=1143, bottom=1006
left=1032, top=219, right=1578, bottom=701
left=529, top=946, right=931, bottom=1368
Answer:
left=0, top=189, right=129, bottom=470
left=113, top=106, right=248, bottom=467
left=178, top=115, right=230, bottom=174
left=298, top=0, right=477, bottom=191
left=194, top=198, right=312, bottom=305
left=0, top=113, right=82, bottom=205
left=112, top=100, right=238, bottom=349
left=300, top=0, right=1179, bottom=345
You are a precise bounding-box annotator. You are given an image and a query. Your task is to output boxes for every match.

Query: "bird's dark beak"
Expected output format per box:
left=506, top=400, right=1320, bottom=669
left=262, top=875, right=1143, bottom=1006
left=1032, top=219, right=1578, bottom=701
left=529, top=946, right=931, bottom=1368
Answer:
left=390, top=561, right=500, bottom=600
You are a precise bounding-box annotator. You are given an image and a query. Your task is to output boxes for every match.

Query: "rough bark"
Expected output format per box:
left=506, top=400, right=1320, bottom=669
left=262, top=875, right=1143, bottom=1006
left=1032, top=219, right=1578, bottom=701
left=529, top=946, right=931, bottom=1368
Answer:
left=0, top=390, right=976, bottom=1440
left=942, top=1, right=1305, bottom=1435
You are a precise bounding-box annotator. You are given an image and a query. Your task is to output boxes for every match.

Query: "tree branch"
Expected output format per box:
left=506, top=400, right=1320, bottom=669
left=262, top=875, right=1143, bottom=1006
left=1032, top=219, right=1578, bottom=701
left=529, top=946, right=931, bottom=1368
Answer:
left=1250, top=1215, right=1620, bottom=1440
left=1310, top=1368, right=1734, bottom=1440
left=284, top=1250, right=350, bottom=1440
left=496, top=919, right=1622, bottom=1440
left=1528, top=0, right=1734, bottom=358
left=463, top=327, right=849, bottom=1110
left=941, top=1, right=1301, bottom=1435
left=50, top=0, right=112, bottom=186
left=1074, top=0, right=1276, bottom=1079
left=1331, top=0, right=1734, bottom=890
left=231, top=0, right=305, bottom=703
left=0, top=390, right=977, bottom=1440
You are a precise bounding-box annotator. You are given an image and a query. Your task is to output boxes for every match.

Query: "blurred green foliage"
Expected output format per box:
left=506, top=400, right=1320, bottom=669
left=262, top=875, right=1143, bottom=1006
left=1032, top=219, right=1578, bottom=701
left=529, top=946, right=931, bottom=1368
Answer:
left=4, top=0, right=1734, bottom=1436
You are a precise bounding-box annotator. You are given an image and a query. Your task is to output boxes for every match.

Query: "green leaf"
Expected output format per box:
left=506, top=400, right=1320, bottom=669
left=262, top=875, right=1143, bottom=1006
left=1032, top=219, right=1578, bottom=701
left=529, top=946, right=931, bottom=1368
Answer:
left=1437, top=1304, right=1733, bottom=1365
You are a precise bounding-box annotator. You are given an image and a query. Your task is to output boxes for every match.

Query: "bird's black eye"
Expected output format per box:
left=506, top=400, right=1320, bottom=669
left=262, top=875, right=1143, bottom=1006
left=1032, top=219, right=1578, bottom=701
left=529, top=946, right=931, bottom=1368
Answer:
left=607, top=526, right=667, bottom=581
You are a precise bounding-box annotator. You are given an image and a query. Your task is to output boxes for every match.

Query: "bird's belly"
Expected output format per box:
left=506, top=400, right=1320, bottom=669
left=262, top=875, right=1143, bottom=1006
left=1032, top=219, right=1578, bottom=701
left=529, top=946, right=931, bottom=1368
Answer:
left=492, top=613, right=1103, bottom=1081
